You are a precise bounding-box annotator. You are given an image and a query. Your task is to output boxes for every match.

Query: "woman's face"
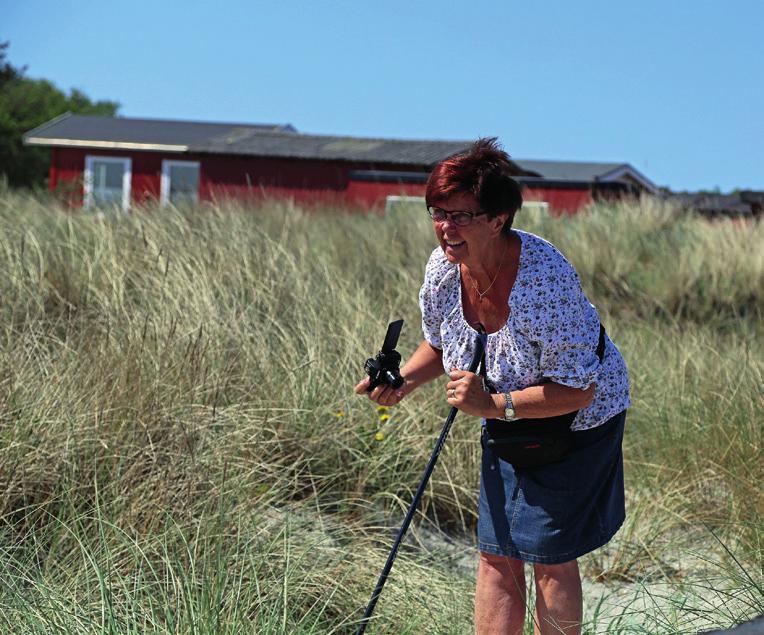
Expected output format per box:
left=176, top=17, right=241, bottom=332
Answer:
left=431, top=192, right=507, bottom=265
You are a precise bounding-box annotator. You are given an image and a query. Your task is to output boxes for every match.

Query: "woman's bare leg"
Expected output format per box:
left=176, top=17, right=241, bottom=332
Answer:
left=532, top=560, right=583, bottom=635
left=474, top=551, right=526, bottom=635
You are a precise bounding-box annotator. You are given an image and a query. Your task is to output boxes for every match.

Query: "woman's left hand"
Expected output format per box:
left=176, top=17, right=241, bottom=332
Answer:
left=446, top=369, right=500, bottom=418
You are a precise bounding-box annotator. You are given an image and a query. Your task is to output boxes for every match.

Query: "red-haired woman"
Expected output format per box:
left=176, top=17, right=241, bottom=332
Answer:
left=356, top=138, right=630, bottom=635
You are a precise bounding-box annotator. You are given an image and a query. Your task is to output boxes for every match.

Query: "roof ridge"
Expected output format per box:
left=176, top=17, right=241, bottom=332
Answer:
left=239, top=128, right=474, bottom=145
left=59, top=113, right=295, bottom=131
left=515, top=157, right=627, bottom=166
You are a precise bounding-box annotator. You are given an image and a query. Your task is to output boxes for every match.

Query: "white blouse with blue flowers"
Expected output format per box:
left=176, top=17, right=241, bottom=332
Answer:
left=419, top=229, right=630, bottom=431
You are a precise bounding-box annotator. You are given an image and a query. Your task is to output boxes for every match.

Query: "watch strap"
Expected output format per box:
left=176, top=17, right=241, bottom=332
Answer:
left=503, top=392, right=516, bottom=421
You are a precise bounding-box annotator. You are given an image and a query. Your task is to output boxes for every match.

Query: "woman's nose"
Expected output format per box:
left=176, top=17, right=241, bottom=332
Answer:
left=438, top=217, right=459, bottom=231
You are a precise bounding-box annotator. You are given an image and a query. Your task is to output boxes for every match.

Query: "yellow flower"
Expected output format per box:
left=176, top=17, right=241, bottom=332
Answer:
left=335, top=410, right=345, bottom=418
left=376, top=405, right=389, bottom=413
left=375, top=432, right=385, bottom=441
left=379, top=414, right=390, bottom=422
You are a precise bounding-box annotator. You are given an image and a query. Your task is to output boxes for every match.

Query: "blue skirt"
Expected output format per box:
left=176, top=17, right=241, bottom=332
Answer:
left=477, top=410, right=627, bottom=564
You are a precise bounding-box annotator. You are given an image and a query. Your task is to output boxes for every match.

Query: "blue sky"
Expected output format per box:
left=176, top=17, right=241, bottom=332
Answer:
left=5, top=0, right=763, bottom=192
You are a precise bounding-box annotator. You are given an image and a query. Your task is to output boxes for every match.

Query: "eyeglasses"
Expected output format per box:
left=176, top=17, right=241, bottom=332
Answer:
left=426, top=206, right=487, bottom=227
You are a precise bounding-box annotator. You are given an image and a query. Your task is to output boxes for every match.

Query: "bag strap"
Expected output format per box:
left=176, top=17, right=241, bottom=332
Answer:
left=596, top=323, right=606, bottom=362
left=474, top=326, right=489, bottom=382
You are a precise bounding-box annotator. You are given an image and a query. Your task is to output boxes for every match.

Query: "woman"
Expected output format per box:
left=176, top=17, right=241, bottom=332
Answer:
left=355, top=138, right=630, bottom=635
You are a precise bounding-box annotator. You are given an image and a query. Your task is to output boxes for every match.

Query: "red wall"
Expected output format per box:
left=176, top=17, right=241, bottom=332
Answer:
left=345, top=180, right=426, bottom=207
left=49, top=148, right=595, bottom=214
left=522, top=187, right=593, bottom=216
left=52, top=147, right=165, bottom=206
left=50, top=148, right=433, bottom=209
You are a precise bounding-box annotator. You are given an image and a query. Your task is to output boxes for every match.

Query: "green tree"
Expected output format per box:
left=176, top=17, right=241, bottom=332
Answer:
left=0, top=42, right=120, bottom=188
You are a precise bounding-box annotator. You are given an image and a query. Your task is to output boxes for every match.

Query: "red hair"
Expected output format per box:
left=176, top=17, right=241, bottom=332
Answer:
left=426, top=137, right=523, bottom=232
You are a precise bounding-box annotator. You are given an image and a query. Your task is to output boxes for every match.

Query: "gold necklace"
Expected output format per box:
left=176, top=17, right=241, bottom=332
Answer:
left=465, top=250, right=507, bottom=302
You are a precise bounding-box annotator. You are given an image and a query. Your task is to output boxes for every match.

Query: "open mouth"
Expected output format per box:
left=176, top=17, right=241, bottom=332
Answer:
left=444, top=240, right=465, bottom=248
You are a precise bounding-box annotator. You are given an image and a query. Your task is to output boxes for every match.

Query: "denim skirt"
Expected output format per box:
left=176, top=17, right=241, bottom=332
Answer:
left=477, top=410, right=627, bottom=564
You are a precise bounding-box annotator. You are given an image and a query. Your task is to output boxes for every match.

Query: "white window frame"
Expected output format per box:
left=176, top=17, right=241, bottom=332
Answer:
left=520, top=201, right=550, bottom=215
left=384, top=195, right=425, bottom=215
left=160, top=160, right=200, bottom=206
left=84, top=155, right=132, bottom=212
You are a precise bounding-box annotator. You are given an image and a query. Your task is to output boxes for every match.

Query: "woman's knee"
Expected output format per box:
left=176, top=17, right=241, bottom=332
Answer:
left=479, top=551, right=525, bottom=581
left=533, top=559, right=580, bottom=585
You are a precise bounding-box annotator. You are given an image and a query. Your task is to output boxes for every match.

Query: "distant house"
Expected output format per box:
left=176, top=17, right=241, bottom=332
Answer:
left=668, top=190, right=764, bottom=220
left=512, top=159, right=657, bottom=214
left=24, top=114, right=658, bottom=214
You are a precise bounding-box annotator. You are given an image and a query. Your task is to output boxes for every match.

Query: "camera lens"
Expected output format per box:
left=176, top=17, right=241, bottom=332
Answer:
left=382, top=370, right=404, bottom=389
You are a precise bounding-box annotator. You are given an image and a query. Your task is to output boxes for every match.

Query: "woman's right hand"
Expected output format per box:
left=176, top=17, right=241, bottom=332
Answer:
left=354, top=377, right=408, bottom=407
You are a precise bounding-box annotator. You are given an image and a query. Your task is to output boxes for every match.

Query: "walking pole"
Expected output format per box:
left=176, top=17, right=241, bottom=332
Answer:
left=355, top=333, right=486, bottom=635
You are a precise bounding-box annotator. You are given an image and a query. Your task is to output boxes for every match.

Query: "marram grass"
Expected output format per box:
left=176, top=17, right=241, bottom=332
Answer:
left=0, top=189, right=761, bottom=633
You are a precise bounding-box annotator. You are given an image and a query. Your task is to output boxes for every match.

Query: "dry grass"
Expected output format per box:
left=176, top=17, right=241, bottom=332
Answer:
left=0, top=188, right=761, bottom=633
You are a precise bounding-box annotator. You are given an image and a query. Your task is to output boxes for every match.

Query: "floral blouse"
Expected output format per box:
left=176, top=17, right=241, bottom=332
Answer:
left=419, top=229, right=630, bottom=431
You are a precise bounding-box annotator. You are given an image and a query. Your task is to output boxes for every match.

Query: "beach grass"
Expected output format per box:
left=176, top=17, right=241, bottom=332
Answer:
left=0, top=187, right=761, bottom=633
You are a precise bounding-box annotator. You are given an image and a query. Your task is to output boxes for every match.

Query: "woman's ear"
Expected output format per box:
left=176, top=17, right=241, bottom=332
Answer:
left=491, top=213, right=509, bottom=234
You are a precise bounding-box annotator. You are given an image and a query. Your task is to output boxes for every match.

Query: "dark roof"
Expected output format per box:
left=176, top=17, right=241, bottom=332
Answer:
left=23, top=115, right=658, bottom=181
left=24, top=113, right=296, bottom=148
left=741, top=190, right=764, bottom=205
left=24, top=114, right=475, bottom=166
left=514, top=159, right=657, bottom=193
left=514, top=159, right=625, bottom=181
left=194, top=129, right=473, bottom=166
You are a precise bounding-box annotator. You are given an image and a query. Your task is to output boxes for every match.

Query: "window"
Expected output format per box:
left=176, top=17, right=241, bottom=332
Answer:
left=161, top=160, right=200, bottom=205
left=521, top=201, right=549, bottom=216
left=385, top=195, right=425, bottom=215
left=84, top=156, right=132, bottom=211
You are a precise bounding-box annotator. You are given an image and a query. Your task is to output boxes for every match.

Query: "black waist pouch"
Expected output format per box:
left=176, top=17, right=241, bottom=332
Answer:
left=481, top=325, right=606, bottom=469
left=482, top=412, right=576, bottom=469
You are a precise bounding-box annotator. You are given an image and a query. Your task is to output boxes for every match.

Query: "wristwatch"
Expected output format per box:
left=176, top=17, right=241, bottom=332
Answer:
left=503, top=392, right=517, bottom=421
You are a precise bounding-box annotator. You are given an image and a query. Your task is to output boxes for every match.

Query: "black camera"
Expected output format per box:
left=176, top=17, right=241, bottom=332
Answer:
left=364, top=319, right=404, bottom=391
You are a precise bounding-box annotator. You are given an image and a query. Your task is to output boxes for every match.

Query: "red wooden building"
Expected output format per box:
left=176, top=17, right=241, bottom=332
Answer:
left=24, top=114, right=658, bottom=214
